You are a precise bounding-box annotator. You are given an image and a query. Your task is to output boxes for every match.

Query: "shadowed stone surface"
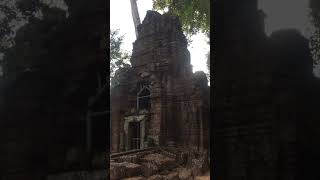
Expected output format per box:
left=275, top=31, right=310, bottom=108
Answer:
left=213, top=0, right=319, bottom=179
left=110, top=147, right=209, bottom=179
left=0, top=0, right=107, bottom=179
left=110, top=162, right=142, bottom=180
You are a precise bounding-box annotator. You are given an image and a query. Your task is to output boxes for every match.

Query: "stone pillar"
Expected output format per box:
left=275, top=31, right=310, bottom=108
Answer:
left=150, top=98, right=162, bottom=145
left=166, top=98, right=175, bottom=143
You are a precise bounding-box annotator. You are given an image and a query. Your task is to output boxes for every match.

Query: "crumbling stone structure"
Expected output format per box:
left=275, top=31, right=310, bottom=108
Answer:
left=213, top=0, right=318, bottom=179
left=110, top=147, right=209, bottom=179
left=0, top=0, right=107, bottom=179
left=111, top=11, right=210, bottom=153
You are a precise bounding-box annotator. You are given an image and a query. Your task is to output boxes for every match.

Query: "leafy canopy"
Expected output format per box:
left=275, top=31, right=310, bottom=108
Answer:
left=110, top=29, right=131, bottom=88
left=152, top=0, right=210, bottom=37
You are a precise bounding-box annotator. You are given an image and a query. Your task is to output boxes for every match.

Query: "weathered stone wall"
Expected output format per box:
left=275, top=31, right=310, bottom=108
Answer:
left=0, top=0, right=107, bottom=178
left=110, top=147, right=209, bottom=179
left=111, top=11, right=210, bottom=153
left=213, top=0, right=318, bottom=179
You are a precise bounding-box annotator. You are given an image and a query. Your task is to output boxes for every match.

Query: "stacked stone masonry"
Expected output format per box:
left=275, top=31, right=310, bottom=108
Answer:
left=110, top=11, right=210, bottom=154
left=213, top=0, right=319, bottom=179
left=110, top=147, right=209, bottom=180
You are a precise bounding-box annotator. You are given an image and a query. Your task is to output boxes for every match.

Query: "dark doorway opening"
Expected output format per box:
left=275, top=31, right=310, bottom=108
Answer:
left=128, top=122, right=140, bottom=150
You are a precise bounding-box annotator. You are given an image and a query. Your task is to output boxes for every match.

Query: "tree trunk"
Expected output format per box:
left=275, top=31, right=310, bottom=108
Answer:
left=130, top=0, right=141, bottom=38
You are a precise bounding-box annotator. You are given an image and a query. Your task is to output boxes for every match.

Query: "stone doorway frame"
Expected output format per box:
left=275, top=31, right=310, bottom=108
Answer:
left=123, top=115, right=146, bottom=151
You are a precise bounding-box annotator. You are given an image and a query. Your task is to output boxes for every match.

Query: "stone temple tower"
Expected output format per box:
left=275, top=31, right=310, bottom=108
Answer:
left=213, top=0, right=315, bottom=179
left=110, top=11, right=209, bottom=153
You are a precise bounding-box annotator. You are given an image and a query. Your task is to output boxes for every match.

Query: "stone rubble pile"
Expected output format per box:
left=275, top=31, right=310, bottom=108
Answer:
left=110, top=149, right=209, bottom=180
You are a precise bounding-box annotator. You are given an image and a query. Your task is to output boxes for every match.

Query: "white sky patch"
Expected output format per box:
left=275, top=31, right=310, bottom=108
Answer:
left=189, top=33, right=209, bottom=74
left=110, top=0, right=135, bottom=52
left=110, top=0, right=210, bottom=74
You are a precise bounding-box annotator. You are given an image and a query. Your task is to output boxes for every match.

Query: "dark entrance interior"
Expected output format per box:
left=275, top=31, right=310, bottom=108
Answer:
left=128, top=122, right=140, bottom=150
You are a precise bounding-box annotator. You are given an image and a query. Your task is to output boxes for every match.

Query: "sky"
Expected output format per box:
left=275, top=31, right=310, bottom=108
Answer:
left=258, top=0, right=312, bottom=38
left=258, top=0, right=320, bottom=77
left=110, top=0, right=209, bottom=74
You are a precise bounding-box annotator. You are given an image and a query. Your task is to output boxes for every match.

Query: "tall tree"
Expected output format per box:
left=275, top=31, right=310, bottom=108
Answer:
left=110, top=29, right=130, bottom=88
left=130, top=0, right=141, bottom=38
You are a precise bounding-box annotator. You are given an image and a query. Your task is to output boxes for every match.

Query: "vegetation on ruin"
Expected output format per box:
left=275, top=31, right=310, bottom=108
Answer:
left=152, top=0, right=210, bottom=78
left=0, top=0, right=70, bottom=76
left=110, top=29, right=131, bottom=88
left=152, top=0, right=209, bottom=37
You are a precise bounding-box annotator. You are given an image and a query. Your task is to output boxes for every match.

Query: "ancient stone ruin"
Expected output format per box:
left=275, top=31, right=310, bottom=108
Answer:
left=110, top=11, right=210, bottom=179
left=0, top=0, right=108, bottom=179
left=111, top=11, right=210, bottom=152
left=213, top=0, right=320, bottom=179
left=110, top=147, right=209, bottom=180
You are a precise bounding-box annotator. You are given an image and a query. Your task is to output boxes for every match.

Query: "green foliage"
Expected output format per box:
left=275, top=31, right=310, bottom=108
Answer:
left=110, top=29, right=131, bottom=87
left=0, top=0, right=67, bottom=52
left=152, top=0, right=210, bottom=37
left=110, top=29, right=129, bottom=63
